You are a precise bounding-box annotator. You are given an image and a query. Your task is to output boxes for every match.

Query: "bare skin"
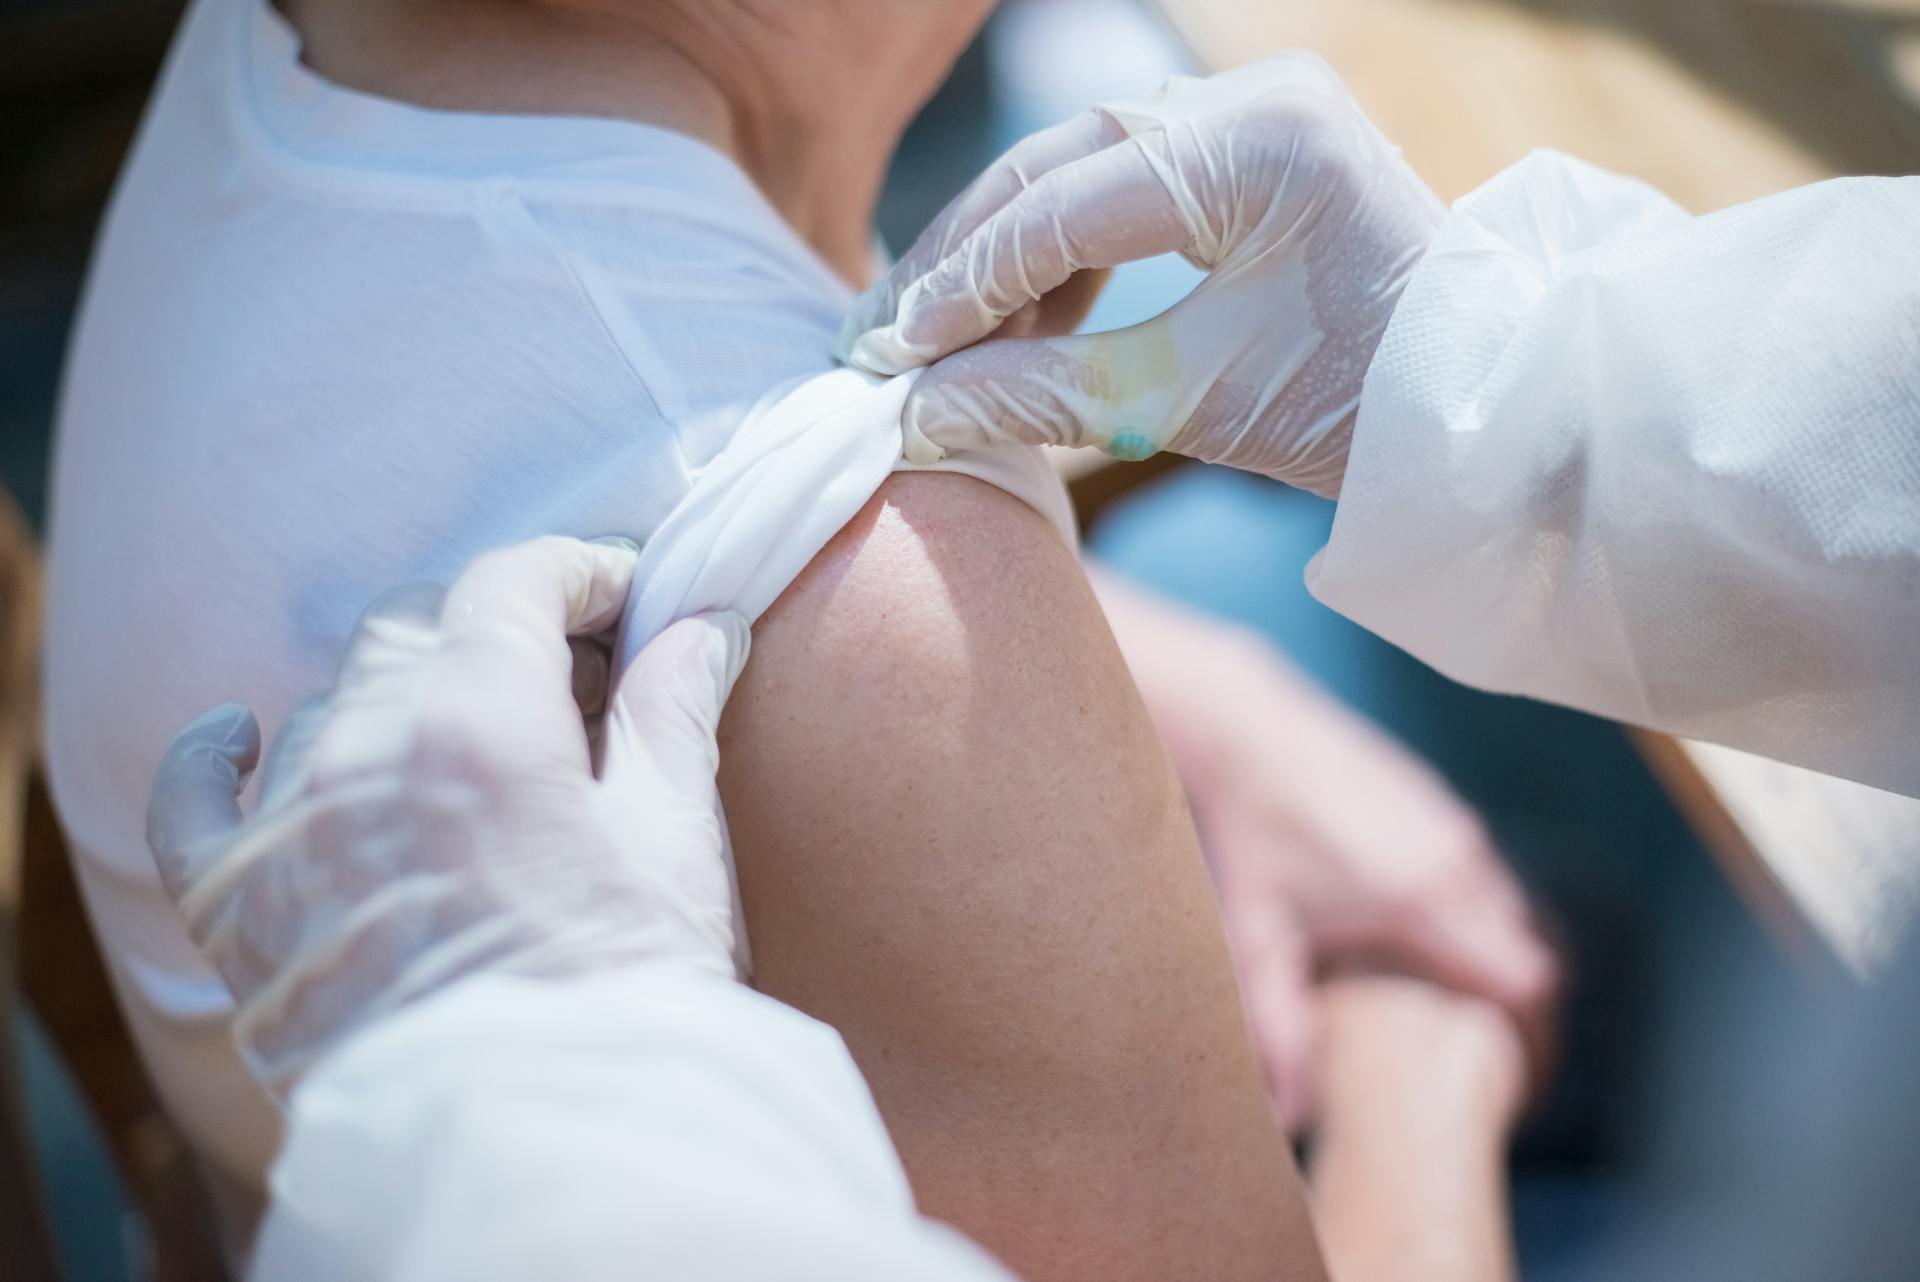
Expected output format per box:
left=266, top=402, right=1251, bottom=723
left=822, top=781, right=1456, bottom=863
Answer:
left=1310, top=977, right=1529, bottom=1282
left=720, top=474, right=1317, bottom=1281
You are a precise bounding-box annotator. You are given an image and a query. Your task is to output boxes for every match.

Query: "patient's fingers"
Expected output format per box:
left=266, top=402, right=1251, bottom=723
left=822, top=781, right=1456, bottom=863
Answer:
left=1373, top=883, right=1561, bottom=1090
left=146, top=704, right=262, bottom=904
left=1402, top=887, right=1556, bottom=1016
left=1225, top=895, right=1318, bottom=1132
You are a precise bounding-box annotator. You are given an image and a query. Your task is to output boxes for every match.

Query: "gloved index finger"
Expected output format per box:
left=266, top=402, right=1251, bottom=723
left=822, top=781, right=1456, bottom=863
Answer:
left=848, top=137, right=1193, bottom=377
left=435, top=536, right=641, bottom=736
left=838, top=107, right=1124, bottom=363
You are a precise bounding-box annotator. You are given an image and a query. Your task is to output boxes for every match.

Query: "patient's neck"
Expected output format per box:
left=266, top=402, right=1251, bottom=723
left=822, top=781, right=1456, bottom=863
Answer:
left=276, top=0, right=978, bottom=286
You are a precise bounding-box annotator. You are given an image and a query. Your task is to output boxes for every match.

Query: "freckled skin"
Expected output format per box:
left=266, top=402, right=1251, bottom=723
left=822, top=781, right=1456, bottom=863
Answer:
left=717, top=473, right=1325, bottom=1282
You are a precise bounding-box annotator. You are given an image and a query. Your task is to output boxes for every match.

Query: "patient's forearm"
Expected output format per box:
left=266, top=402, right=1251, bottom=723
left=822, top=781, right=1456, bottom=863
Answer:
left=1311, top=1112, right=1515, bottom=1282
left=717, top=474, right=1323, bottom=1282
left=1308, top=982, right=1522, bottom=1282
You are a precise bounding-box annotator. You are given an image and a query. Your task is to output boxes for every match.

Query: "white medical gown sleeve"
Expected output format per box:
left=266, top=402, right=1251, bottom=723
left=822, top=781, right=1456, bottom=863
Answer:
left=250, top=966, right=1015, bottom=1282
left=1310, top=151, right=1920, bottom=797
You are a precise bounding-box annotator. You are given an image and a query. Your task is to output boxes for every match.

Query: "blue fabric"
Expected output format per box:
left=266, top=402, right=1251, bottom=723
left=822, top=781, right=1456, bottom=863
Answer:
left=17, top=1009, right=142, bottom=1282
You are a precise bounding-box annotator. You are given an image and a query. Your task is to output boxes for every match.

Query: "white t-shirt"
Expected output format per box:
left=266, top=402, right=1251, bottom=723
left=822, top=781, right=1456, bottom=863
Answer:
left=45, top=0, right=1071, bottom=1193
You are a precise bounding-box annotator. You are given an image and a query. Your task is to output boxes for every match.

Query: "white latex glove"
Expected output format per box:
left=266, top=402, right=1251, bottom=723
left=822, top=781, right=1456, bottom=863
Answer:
left=144, top=536, right=751, bottom=1094
left=840, top=53, right=1443, bottom=497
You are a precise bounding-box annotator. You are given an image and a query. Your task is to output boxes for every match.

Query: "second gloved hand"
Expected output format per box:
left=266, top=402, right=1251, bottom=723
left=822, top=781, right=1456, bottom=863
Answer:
left=144, top=536, right=751, bottom=1094
left=841, top=54, right=1443, bottom=498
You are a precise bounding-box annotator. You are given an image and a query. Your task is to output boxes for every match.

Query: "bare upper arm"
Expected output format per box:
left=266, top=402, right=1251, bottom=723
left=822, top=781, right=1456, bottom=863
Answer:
left=717, top=472, right=1324, bottom=1282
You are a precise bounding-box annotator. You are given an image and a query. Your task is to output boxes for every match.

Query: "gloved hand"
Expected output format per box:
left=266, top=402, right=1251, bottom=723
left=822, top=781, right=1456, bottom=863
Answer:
left=839, top=53, right=1444, bottom=497
left=144, top=536, right=751, bottom=1095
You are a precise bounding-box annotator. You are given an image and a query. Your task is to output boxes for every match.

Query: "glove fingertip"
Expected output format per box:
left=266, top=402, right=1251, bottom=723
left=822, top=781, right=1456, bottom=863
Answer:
left=169, top=703, right=263, bottom=776
left=899, top=415, right=950, bottom=465
left=698, top=610, right=752, bottom=695
left=846, top=326, right=923, bottom=377
left=620, top=613, right=752, bottom=715
left=586, top=534, right=641, bottom=557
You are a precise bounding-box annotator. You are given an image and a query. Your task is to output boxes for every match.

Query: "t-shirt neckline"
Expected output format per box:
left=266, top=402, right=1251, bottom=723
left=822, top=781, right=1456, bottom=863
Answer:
left=234, top=0, right=853, bottom=298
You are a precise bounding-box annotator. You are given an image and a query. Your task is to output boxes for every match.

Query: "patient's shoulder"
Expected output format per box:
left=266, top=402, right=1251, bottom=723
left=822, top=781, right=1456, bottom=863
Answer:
left=715, top=469, right=1307, bottom=1282
left=757, top=471, right=1094, bottom=678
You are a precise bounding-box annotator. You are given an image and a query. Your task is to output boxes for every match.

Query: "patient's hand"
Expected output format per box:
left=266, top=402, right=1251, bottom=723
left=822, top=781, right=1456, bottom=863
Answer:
left=1316, top=976, right=1529, bottom=1136
left=1092, top=572, right=1556, bottom=1127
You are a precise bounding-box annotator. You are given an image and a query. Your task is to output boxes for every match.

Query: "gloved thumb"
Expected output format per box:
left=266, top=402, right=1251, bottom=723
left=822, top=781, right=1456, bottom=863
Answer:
left=599, top=612, right=752, bottom=805
left=145, top=703, right=261, bottom=907
left=901, top=319, right=1190, bottom=465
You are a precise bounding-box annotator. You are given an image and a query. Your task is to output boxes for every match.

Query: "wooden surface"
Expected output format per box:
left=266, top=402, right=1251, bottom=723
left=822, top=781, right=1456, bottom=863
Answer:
left=1639, top=734, right=1920, bottom=976
left=1155, top=0, right=1920, bottom=969
left=3, top=493, right=228, bottom=1278
left=1155, top=0, right=1920, bottom=209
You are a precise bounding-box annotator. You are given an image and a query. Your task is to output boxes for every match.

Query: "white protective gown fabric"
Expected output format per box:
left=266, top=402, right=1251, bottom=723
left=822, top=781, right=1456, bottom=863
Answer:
left=254, top=966, right=1016, bottom=1282
left=1311, top=152, right=1920, bottom=798
left=43, top=0, right=1073, bottom=1199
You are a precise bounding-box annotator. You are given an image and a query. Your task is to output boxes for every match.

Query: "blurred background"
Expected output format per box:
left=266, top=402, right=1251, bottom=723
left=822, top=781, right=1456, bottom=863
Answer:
left=3, top=0, right=1917, bottom=1278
